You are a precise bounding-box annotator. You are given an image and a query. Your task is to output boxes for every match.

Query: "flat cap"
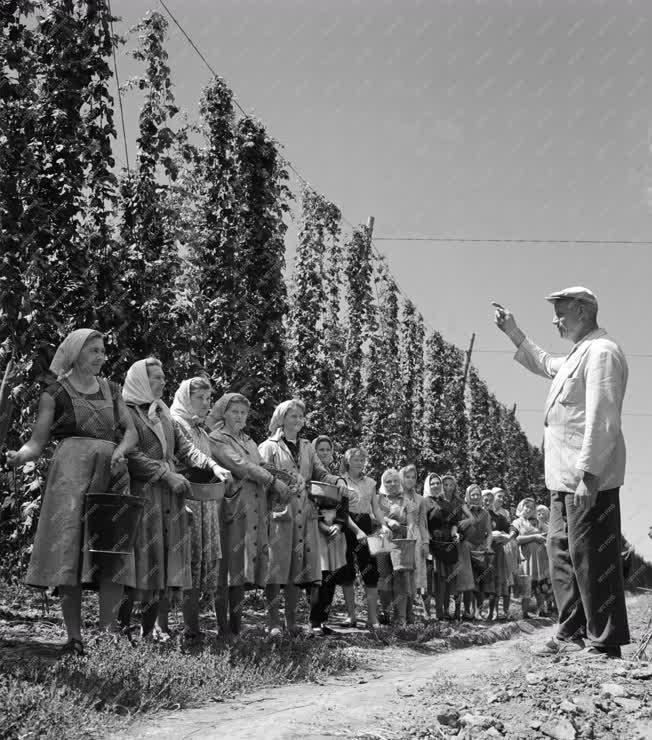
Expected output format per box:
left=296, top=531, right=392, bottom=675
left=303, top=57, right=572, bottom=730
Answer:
left=545, top=286, right=598, bottom=307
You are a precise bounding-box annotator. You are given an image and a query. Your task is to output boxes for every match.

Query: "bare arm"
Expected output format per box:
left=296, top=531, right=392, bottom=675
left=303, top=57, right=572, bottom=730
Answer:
left=6, top=392, right=55, bottom=465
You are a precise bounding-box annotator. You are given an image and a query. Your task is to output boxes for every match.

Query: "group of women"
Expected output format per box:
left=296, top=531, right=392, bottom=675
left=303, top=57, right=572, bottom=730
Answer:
left=7, top=328, right=553, bottom=655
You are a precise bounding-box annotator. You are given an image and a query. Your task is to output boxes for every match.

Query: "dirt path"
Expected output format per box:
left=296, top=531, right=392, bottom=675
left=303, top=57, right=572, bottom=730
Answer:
left=123, top=621, right=556, bottom=740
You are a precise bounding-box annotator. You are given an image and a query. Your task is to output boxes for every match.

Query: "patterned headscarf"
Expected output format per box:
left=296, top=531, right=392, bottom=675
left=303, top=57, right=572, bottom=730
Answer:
left=122, top=359, right=169, bottom=455
left=49, top=329, right=102, bottom=380
left=206, top=392, right=250, bottom=431
left=267, top=399, right=305, bottom=436
left=170, top=378, right=210, bottom=427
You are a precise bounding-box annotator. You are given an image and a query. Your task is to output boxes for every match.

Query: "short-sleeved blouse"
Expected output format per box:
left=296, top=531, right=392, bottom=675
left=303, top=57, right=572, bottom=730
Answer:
left=344, top=474, right=377, bottom=516
left=45, top=379, right=122, bottom=441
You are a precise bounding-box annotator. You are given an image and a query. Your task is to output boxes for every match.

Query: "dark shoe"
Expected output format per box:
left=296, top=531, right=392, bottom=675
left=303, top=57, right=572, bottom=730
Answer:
left=578, top=645, right=622, bottom=660
left=60, top=638, right=84, bottom=657
left=532, top=637, right=585, bottom=656
left=378, top=612, right=391, bottom=626
left=340, top=619, right=357, bottom=629
left=462, top=613, right=475, bottom=621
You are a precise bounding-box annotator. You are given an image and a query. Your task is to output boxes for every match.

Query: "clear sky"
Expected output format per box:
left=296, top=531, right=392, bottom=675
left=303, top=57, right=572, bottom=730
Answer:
left=111, top=0, right=652, bottom=559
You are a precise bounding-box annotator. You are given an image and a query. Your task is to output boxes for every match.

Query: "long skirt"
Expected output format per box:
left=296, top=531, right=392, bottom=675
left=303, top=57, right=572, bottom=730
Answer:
left=186, top=486, right=222, bottom=594
left=26, top=437, right=134, bottom=588
left=129, top=478, right=192, bottom=602
left=219, top=481, right=269, bottom=589
left=453, top=540, right=475, bottom=592
left=492, top=542, right=512, bottom=597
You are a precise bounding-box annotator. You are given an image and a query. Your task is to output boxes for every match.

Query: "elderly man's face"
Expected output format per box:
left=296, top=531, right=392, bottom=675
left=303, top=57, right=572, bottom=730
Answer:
left=552, top=299, right=585, bottom=343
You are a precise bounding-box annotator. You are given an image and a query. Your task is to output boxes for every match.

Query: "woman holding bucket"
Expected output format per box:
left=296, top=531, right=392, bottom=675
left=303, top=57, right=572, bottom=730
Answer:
left=459, top=484, right=494, bottom=620
left=442, top=475, right=475, bottom=620
left=377, top=468, right=416, bottom=625
left=118, top=359, right=228, bottom=640
left=206, top=393, right=290, bottom=635
left=423, top=473, right=469, bottom=621
left=482, top=488, right=513, bottom=621
left=309, top=435, right=349, bottom=635
left=341, top=448, right=388, bottom=629
left=7, top=329, right=138, bottom=655
left=510, top=498, right=549, bottom=619
left=397, top=464, right=430, bottom=617
left=169, top=378, right=232, bottom=639
left=258, top=400, right=345, bottom=634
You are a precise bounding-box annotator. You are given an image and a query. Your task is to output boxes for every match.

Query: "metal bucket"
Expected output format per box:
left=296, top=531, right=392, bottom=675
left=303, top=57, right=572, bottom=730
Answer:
left=85, top=492, right=146, bottom=555
left=367, top=532, right=394, bottom=556
left=308, top=480, right=341, bottom=505
left=186, top=481, right=225, bottom=503
left=390, top=538, right=416, bottom=570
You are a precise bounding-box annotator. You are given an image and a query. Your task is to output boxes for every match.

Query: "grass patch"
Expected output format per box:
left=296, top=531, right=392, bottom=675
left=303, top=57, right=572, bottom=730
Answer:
left=1, top=626, right=359, bottom=739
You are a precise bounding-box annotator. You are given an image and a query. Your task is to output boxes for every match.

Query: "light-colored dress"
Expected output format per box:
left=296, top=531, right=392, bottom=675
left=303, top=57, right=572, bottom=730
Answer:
left=377, top=493, right=416, bottom=596
left=126, top=406, right=217, bottom=600
left=258, top=432, right=338, bottom=586
left=173, top=417, right=223, bottom=595
left=26, top=378, right=134, bottom=588
left=378, top=491, right=429, bottom=593
left=209, top=429, right=274, bottom=589
left=511, top=516, right=548, bottom=582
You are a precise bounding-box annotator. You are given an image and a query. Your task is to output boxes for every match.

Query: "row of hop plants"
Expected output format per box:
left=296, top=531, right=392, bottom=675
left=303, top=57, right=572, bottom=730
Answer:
left=0, top=1, right=545, bottom=580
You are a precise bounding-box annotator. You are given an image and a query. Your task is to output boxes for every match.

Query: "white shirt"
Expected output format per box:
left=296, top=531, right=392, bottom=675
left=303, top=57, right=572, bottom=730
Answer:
left=514, top=328, right=628, bottom=493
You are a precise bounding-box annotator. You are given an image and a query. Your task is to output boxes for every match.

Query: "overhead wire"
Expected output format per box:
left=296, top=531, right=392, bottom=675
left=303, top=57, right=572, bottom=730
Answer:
left=139, top=3, right=652, bottom=400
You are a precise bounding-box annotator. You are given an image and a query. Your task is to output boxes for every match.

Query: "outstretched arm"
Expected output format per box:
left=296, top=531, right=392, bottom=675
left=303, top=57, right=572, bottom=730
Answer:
left=493, top=302, right=564, bottom=379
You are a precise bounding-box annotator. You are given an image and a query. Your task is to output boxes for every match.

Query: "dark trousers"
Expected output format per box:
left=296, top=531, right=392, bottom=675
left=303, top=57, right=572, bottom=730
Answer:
left=309, top=571, right=338, bottom=627
left=547, top=488, right=630, bottom=647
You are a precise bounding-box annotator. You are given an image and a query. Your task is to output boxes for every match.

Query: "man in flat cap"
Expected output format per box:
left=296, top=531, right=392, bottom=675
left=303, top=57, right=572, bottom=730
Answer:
left=493, top=287, right=629, bottom=659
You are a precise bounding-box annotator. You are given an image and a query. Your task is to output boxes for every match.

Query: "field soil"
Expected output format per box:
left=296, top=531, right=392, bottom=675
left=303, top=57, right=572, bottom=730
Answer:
left=121, top=594, right=652, bottom=740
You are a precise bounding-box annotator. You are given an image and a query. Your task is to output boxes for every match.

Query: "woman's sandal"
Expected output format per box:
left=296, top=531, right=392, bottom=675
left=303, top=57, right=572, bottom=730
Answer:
left=60, top=638, right=84, bottom=657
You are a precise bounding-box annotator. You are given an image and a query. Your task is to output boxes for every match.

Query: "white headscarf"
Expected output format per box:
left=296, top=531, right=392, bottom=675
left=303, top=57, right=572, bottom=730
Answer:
left=267, top=399, right=305, bottom=436
left=170, top=379, right=203, bottom=427
left=122, top=359, right=169, bottom=455
left=423, top=473, right=443, bottom=498
left=49, top=329, right=102, bottom=380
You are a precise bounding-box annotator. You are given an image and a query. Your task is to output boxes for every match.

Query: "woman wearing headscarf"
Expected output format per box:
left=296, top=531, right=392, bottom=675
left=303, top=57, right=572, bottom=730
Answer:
left=7, top=329, right=138, bottom=655
left=117, top=359, right=228, bottom=640
left=169, top=377, right=231, bottom=639
left=206, top=393, right=289, bottom=635
left=423, top=473, right=470, bottom=621
left=400, top=466, right=430, bottom=609
left=460, top=484, right=494, bottom=619
left=258, top=399, right=345, bottom=634
left=510, top=497, right=548, bottom=619
left=377, top=468, right=415, bottom=625
left=308, top=435, right=349, bottom=635
left=482, top=489, right=514, bottom=621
